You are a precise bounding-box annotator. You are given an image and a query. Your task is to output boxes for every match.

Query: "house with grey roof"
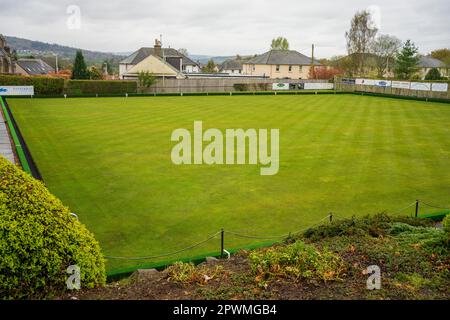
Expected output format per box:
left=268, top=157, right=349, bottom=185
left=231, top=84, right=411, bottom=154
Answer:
left=220, top=59, right=243, bottom=74
left=15, top=59, right=54, bottom=76
left=0, top=35, right=15, bottom=74
left=242, top=50, right=321, bottom=79
left=417, top=55, right=448, bottom=79
left=119, top=40, right=200, bottom=79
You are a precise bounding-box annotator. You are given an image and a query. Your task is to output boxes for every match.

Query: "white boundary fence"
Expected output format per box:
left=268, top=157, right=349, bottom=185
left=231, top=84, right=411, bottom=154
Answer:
left=337, top=77, right=450, bottom=100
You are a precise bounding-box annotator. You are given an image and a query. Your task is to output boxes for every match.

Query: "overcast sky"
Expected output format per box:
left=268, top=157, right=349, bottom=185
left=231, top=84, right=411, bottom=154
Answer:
left=0, top=0, right=449, bottom=58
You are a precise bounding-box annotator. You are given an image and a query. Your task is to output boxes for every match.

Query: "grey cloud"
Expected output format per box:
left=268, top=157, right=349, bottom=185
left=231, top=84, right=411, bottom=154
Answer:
left=0, top=0, right=448, bottom=57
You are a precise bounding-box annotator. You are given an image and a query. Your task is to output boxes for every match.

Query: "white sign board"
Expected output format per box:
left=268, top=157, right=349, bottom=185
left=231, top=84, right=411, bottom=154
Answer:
left=272, top=83, right=289, bottom=90
left=374, top=80, right=392, bottom=87
left=410, top=82, right=431, bottom=91
left=356, top=79, right=375, bottom=86
left=431, top=83, right=448, bottom=92
left=392, top=81, right=411, bottom=89
left=304, top=83, right=334, bottom=90
left=0, top=86, right=34, bottom=96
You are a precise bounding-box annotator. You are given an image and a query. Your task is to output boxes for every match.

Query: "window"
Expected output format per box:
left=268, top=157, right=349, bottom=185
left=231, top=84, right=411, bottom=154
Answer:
left=299, top=66, right=303, bottom=72
left=276, top=65, right=280, bottom=72
left=288, top=65, right=292, bottom=72
left=252, top=65, right=256, bottom=71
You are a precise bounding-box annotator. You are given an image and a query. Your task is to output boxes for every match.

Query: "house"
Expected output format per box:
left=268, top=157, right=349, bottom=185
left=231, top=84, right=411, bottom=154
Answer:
left=242, top=50, right=321, bottom=79
left=15, top=59, right=54, bottom=76
left=0, top=35, right=15, bottom=74
left=417, top=55, right=448, bottom=79
left=220, top=59, right=243, bottom=74
left=121, top=54, right=184, bottom=80
left=120, top=40, right=200, bottom=79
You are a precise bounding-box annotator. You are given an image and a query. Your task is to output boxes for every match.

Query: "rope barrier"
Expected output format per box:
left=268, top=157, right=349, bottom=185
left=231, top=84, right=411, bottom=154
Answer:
left=390, top=202, right=417, bottom=215
left=104, top=200, right=448, bottom=262
left=105, top=231, right=221, bottom=260
left=420, top=201, right=450, bottom=210
left=225, top=215, right=331, bottom=240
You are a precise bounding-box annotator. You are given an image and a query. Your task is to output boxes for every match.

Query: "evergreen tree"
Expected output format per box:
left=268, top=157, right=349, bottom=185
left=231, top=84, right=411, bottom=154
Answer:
left=424, top=68, right=442, bottom=80
left=394, top=40, right=420, bottom=80
left=71, top=50, right=89, bottom=79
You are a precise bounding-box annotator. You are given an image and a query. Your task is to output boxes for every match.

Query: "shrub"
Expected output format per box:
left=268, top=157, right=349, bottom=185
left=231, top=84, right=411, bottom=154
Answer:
left=303, top=213, right=433, bottom=241
left=166, top=261, right=224, bottom=285
left=424, top=68, right=442, bottom=81
left=0, top=156, right=105, bottom=299
left=442, top=215, right=450, bottom=235
left=0, top=74, right=64, bottom=95
left=233, top=83, right=248, bottom=91
left=249, top=241, right=345, bottom=282
left=66, top=80, right=137, bottom=95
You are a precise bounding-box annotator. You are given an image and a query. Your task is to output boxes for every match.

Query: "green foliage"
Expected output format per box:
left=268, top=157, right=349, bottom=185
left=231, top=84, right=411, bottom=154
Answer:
left=249, top=241, right=345, bottom=282
left=233, top=83, right=248, bottom=91
left=66, top=80, right=137, bottom=95
left=0, top=156, right=105, bottom=299
left=271, top=37, right=290, bottom=50
left=394, top=40, right=420, bottom=80
left=0, top=74, right=64, bottom=95
left=430, top=48, right=450, bottom=66
left=166, top=261, right=224, bottom=284
left=303, top=213, right=433, bottom=241
left=443, top=215, right=450, bottom=235
left=424, top=68, right=443, bottom=80
left=71, top=50, right=89, bottom=80
left=138, top=71, right=157, bottom=92
left=202, top=59, right=217, bottom=73
left=89, top=66, right=104, bottom=80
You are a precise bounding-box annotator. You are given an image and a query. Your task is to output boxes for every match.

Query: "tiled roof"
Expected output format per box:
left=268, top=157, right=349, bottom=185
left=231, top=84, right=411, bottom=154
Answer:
left=121, top=48, right=199, bottom=67
left=418, top=55, right=446, bottom=68
left=16, top=59, right=54, bottom=75
left=246, top=50, right=321, bottom=66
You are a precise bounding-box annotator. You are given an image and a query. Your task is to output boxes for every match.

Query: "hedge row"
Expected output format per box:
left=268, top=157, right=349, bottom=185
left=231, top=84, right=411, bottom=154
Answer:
left=0, top=156, right=106, bottom=298
left=0, top=75, right=138, bottom=96
left=65, top=80, right=137, bottom=95
left=0, top=74, right=64, bottom=95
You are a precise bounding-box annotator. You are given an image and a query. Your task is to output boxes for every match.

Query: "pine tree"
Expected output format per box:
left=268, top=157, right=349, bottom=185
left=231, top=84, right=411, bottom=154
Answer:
left=394, top=40, right=420, bottom=80
left=71, top=50, right=89, bottom=79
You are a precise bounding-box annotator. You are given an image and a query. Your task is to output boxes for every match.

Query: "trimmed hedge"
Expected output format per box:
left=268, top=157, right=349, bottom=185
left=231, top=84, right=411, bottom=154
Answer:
left=66, top=80, right=137, bottom=95
left=0, top=156, right=105, bottom=299
left=0, top=74, right=64, bottom=95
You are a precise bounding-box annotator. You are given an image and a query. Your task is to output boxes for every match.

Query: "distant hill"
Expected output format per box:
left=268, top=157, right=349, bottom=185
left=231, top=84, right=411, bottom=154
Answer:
left=4, top=35, right=126, bottom=73
left=190, top=55, right=255, bottom=65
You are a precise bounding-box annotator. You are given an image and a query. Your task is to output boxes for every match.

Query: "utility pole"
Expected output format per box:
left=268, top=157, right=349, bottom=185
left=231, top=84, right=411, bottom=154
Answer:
left=311, top=44, right=315, bottom=79
left=55, top=53, right=59, bottom=74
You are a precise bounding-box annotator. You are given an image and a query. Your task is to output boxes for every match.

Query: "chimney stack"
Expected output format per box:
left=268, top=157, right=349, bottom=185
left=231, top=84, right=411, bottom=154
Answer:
left=154, top=39, right=162, bottom=58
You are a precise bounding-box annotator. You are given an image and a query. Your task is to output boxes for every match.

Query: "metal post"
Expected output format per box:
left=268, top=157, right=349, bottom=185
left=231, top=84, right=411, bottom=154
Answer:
left=415, top=200, right=419, bottom=218
left=220, top=229, right=224, bottom=258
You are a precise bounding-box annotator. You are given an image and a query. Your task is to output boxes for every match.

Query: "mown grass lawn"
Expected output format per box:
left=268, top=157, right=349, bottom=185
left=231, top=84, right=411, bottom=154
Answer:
left=7, top=94, right=450, bottom=272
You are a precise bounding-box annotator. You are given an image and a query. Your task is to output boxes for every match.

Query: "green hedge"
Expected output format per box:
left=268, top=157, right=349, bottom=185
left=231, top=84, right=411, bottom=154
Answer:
left=66, top=80, right=137, bottom=95
left=0, top=156, right=105, bottom=299
left=0, top=74, right=64, bottom=95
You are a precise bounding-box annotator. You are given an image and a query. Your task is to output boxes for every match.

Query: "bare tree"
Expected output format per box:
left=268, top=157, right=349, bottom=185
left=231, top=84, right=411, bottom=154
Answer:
left=370, top=34, right=402, bottom=77
left=345, top=10, right=378, bottom=75
left=178, top=48, right=189, bottom=56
